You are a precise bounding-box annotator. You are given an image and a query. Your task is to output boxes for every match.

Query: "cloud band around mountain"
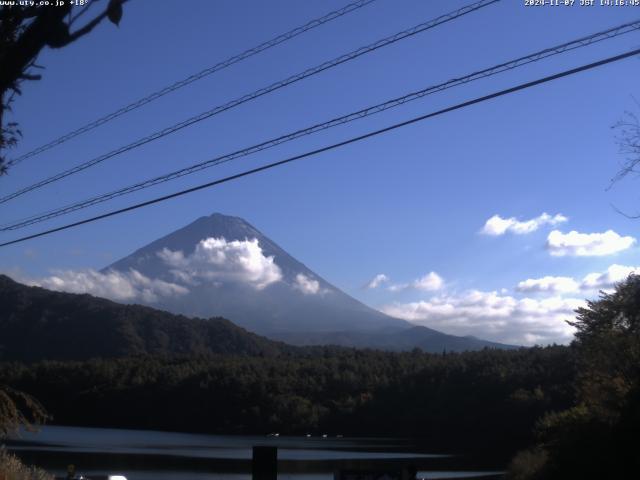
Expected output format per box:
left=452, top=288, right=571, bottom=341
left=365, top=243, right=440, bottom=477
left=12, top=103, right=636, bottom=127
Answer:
left=158, top=237, right=282, bottom=290
left=30, top=268, right=188, bottom=303
left=294, top=273, right=324, bottom=295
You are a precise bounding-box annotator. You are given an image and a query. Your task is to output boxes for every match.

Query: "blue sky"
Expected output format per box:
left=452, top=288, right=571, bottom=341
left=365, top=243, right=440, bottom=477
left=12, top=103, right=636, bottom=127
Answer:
left=2, top=0, right=640, bottom=344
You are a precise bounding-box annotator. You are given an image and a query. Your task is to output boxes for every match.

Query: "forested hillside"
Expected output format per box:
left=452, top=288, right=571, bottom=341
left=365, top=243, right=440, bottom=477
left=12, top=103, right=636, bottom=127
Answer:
left=0, top=274, right=291, bottom=361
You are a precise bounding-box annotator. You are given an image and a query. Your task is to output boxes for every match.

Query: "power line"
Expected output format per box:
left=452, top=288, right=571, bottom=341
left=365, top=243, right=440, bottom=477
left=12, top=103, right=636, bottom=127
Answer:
left=0, top=0, right=500, bottom=205
left=1, top=46, right=638, bottom=249
left=5, top=0, right=378, bottom=167
left=3, top=18, right=639, bottom=232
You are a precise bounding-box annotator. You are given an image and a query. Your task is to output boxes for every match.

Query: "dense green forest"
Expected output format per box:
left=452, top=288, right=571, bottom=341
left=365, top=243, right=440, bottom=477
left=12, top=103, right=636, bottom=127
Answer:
left=0, top=346, right=574, bottom=456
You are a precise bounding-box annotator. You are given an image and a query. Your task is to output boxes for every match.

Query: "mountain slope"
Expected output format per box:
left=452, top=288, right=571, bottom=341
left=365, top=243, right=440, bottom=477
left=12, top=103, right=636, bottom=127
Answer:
left=104, top=213, right=410, bottom=335
left=0, top=274, right=289, bottom=361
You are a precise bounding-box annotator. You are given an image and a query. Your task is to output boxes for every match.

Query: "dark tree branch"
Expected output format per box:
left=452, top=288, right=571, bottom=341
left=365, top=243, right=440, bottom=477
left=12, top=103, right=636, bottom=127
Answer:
left=65, top=7, right=112, bottom=44
left=0, top=384, right=49, bottom=437
left=0, top=0, right=128, bottom=174
left=608, top=103, right=640, bottom=189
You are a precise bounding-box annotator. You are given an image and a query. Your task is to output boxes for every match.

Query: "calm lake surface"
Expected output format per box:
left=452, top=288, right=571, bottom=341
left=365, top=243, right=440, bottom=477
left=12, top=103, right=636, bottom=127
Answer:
left=5, top=426, right=504, bottom=480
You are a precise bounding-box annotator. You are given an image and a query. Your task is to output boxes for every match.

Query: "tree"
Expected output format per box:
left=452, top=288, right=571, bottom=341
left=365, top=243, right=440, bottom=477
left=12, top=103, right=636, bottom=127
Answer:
left=0, top=386, right=51, bottom=480
left=507, top=275, right=640, bottom=479
left=0, top=0, right=128, bottom=440
left=610, top=100, right=640, bottom=190
left=0, top=0, right=127, bottom=174
left=570, top=275, right=640, bottom=419
left=0, top=385, right=48, bottom=438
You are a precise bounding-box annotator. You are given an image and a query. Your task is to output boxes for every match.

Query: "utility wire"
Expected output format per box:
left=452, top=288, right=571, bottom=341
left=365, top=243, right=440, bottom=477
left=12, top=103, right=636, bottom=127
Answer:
left=6, top=0, right=378, bottom=167
left=3, top=18, right=639, bottom=232
left=1, top=46, right=638, bottom=249
left=0, top=0, right=500, bottom=205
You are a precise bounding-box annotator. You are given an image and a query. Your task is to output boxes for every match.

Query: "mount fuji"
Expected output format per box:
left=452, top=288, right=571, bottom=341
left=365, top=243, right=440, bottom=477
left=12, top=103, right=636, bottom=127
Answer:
left=103, top=213, right=514, bottom=351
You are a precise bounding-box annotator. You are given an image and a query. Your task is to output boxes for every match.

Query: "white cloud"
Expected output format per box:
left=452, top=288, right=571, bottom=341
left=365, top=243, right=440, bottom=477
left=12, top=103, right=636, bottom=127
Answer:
left=411, top=272, right=444, bottom=291
left=366, top=274, right=389, bottom=289
left=515, top=264, right=640, bottom=296
left=481, top=213, right=567, bottom=236
left=293, top=273, right=323, bottom=295
left=381, top=289, right=583, bottom=346
left=517, top=276, right=579, bottom=294
left=546, top=230, right=636, bottom=257
left=31, top=269, right=188, bottom=303
left=388, top=272, right=445, bottom=292
left=158, top=237, right=282, bottom=290
left=157, top=248, right=186, bottom=267
left=581, top=264, right=640, bottom=290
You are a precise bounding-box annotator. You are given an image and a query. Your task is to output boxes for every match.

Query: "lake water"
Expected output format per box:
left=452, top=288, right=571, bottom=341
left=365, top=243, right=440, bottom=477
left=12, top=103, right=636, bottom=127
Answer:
left=5, top=426, right=503, bottom=480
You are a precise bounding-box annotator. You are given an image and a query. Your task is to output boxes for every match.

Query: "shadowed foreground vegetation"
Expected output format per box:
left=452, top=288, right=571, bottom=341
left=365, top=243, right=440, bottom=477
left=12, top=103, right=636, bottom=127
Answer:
left=0, top=385, right=49, bottom=480
left=0, top=449, right=52, bottom=480
left=505, top=276, right=640, bottom=479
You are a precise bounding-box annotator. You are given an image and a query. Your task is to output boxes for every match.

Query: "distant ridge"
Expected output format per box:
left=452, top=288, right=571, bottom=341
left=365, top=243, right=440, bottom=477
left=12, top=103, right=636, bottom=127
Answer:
left=277, top=327, right=517, bottom=352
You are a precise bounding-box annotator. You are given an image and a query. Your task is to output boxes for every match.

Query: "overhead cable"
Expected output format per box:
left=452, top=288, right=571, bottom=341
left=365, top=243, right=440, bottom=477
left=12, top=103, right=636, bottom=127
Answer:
left=3, top=18, right=639, bottom=232
left=6, top=0, right=378, bottom=167
left=2, top=45, right=638, bottom=248
left=0, top=0, right=500, bottom=205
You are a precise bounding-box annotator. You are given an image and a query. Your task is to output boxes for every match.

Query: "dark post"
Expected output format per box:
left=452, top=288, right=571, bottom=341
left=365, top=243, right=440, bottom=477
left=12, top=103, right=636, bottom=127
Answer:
left=252, top=446, right=277, bottom=480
